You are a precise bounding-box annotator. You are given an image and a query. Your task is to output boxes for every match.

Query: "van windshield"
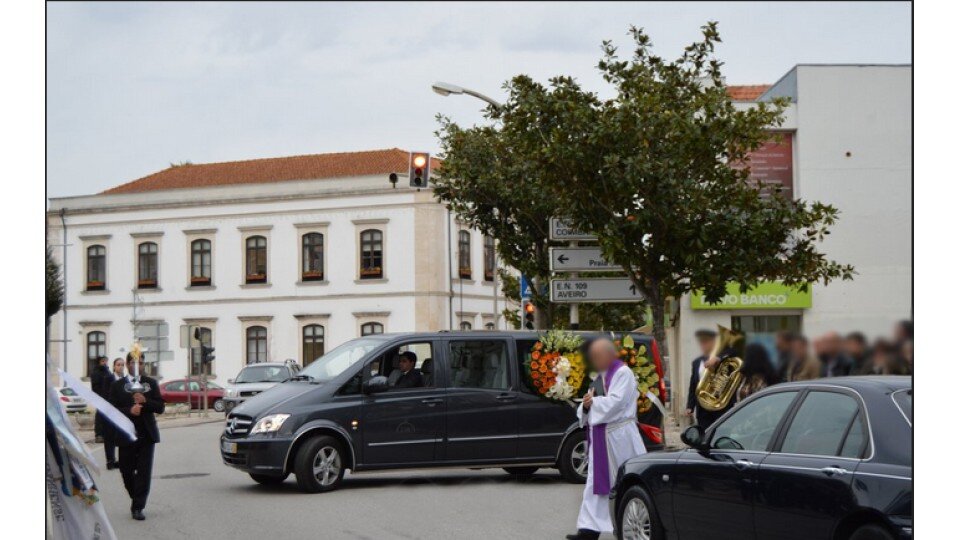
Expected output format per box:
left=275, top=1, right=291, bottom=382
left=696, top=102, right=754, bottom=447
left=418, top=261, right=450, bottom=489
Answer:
left=299, top=337, right=384, bottom=382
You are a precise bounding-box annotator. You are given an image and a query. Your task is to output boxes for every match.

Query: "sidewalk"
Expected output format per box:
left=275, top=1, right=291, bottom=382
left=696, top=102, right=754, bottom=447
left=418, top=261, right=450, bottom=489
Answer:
left=73, top=411, right=225, bottom=444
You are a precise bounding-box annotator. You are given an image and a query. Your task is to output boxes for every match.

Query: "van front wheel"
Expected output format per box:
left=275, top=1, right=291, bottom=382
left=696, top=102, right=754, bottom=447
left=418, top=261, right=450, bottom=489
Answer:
left=293, top=435, right=345, bottom=493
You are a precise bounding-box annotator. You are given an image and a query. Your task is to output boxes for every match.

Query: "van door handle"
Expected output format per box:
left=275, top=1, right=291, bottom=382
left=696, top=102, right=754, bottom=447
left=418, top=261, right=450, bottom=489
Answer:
left=733, top=459, right=754, bottom=470
left=495, top=393, right=517, bottom=402
left=821, top=466, right=848, bottom=477
left=421, top=397, right=444, bottom=406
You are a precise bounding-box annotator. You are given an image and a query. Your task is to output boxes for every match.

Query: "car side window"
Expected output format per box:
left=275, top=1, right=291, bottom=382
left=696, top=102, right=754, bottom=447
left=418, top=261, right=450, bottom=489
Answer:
left=189, top=381, right=201, bottom=392
left=448, top=340, right=510, bottom=390
left=839, top=414, right=867, bottom=458
left=365, top=342, right=435, bottom=390
left=711, top=391, right=798, bottom=451
left=779, top=391, right=862, bottom=457
left=166, top=382, right=184, bottom=392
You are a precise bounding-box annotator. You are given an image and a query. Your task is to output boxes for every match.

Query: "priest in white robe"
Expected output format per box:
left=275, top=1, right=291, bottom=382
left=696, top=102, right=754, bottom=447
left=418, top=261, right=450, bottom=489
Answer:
left=567, top=338, right=647, bottom=540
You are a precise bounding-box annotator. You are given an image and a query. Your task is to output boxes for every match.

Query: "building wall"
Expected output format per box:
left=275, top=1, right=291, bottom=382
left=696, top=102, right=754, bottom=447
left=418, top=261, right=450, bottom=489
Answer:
left=47, top=176, right=511, bottom=383
left=674, top=65, right=911, bottom=416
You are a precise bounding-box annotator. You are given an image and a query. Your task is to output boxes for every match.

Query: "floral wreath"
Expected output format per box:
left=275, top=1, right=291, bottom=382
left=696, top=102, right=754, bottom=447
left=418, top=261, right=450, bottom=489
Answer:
left=523, top=330, right=660, bottom=414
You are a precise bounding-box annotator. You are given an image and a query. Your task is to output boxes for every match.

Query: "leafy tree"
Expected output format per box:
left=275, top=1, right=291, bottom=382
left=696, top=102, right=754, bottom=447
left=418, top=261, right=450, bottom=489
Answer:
left=434, top=123, right=647, bottom=330
left=437, top=22, right=854, bottom=347
left=46, top=246, right=64, bottom=322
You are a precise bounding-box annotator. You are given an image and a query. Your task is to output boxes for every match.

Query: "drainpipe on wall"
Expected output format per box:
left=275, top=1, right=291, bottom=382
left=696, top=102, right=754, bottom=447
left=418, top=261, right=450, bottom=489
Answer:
left=59, top=208, right=68, bottom=373
left=447, top=206, right=454, bottom=329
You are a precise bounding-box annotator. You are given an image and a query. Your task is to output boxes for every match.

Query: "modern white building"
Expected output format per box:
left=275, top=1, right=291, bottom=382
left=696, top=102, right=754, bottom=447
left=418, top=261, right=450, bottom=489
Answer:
left=47, top=149, right=511, bottom=384
left=670, top=64, right=911, bottom=414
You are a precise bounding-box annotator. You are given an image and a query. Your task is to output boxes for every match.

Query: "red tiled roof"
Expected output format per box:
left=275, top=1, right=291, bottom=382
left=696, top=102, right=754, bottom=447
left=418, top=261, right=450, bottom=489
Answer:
left=102, top=148, right=437, bottom=195
left=726, top=85, right=771, bottom=101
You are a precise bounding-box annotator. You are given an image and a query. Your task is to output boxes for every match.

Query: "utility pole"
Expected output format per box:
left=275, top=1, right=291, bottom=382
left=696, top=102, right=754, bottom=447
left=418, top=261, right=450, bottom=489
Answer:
left=569, top=240, right=580, bottom=330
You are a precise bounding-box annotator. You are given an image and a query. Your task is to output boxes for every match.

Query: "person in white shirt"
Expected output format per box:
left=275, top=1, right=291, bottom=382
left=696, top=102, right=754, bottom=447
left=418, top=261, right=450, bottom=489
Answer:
left=567, top=338, right=646, bottom=540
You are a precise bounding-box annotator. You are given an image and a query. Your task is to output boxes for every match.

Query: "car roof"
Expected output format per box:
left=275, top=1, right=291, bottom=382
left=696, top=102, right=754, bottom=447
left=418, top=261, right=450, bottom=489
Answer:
left=774, top=375, right=911, bottom=393
left=240, top=362, right=296, bottom=367
left=369, top=330, right=656, bottom=341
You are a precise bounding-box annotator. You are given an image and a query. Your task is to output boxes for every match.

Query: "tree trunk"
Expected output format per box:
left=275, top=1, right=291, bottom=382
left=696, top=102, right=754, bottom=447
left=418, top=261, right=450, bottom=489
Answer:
left=650, top=295, right=668, bottom=355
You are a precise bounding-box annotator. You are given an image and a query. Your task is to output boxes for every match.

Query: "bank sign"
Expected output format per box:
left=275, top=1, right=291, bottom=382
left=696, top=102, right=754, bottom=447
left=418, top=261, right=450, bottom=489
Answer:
left=690, top=282, right=812, bottom=310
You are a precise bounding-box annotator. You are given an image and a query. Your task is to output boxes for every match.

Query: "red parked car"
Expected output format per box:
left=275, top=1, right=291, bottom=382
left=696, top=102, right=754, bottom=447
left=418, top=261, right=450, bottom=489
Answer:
left=160, top=379, right=226, bottom=412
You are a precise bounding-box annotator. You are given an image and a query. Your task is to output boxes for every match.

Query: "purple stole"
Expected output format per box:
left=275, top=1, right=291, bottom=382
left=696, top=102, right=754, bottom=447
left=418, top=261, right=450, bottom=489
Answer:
left=586, top=359, right=625, bottom=496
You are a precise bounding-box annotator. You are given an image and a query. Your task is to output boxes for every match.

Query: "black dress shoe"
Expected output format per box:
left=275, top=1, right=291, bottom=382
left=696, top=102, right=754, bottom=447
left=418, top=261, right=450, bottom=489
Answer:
left=131, top=509, right=145, bottom=521
left=565, top=530, right=600, bottom=540
left=106, top=462, right=118, bottom=470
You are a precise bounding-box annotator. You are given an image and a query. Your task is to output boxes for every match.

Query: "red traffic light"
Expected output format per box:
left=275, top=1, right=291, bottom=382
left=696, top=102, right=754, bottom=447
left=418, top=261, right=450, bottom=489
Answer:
left=524, top=303, right=535, bottom=313
left=408, top=152, right=431, bottom=187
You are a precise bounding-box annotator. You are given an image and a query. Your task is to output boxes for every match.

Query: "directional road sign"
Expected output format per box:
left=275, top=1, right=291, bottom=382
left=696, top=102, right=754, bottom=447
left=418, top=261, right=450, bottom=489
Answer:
left=549, top=247, right=618, bottom=272
left=549, top=218, right=597, bottom=241
left=550, top=278, right=644, bottom=303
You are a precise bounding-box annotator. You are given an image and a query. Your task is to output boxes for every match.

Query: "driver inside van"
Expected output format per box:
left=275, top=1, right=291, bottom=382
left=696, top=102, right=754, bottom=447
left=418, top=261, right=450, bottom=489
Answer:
left=389, top=351, right=424, bottom=389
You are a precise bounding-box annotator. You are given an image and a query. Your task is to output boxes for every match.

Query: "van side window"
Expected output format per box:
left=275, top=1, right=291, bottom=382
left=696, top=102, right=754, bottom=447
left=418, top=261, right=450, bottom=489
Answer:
left=515, top=339, right=539, bottom=394
left=449, top=340, right=509, bottom=390
left=371, top=342, right=435, bottom=389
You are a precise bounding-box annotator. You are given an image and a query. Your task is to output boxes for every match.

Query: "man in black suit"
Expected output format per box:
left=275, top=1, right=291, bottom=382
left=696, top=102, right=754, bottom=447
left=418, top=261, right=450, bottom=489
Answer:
left=685, top=329, right=729, bottom=428
left=90, top=356, right=110, bottom=443
left=393, top=351, right=424, bottom=388
left=109, top=353, right=165, bottom=521
left=819, top=332, right=854, bottom=377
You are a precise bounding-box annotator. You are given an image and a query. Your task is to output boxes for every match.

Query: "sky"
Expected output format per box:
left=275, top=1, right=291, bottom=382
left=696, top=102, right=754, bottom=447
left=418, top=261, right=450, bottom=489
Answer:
left=46, top=1, right=911, bottom=198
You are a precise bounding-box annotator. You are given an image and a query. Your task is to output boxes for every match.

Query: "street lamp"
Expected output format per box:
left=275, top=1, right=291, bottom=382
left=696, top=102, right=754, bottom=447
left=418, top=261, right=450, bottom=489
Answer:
left=431, top=81, right=502, bottom=109
left=432, top=81, right=503, bottom=330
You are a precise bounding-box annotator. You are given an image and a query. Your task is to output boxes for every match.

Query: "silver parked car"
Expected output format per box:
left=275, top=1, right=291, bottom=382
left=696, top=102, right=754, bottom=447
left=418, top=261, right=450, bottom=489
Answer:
left=222, top=361, right=300, bottom=412
left=56, top=386, right=88, bottom=413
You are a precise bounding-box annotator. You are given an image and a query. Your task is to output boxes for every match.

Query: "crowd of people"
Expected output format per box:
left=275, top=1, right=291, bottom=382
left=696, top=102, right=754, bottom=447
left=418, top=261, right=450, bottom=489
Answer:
left=685, top=320, right=913, bottom=428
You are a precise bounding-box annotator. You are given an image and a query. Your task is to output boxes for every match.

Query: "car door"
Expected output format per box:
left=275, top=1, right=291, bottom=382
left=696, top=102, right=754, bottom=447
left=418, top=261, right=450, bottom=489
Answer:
left=361, top=340, right=444, bottom=466
left=754, top=389, right=866, bottom=540
left=163, top=381, right=185, bottom=404
left=513, top=338, right=573, bottom=460
left=442, top=337, right=519, bottom=462
left=672, top=390, right=800, bottom=540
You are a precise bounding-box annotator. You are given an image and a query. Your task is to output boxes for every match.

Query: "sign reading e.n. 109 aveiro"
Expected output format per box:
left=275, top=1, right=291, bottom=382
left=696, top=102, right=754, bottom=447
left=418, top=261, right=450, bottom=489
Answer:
left=690, top=282, right=812, bottom=310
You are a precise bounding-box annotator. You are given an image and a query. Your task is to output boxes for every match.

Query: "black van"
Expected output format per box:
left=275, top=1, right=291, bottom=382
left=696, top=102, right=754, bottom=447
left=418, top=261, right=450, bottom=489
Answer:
left=220, top=331, right=667, bottom=493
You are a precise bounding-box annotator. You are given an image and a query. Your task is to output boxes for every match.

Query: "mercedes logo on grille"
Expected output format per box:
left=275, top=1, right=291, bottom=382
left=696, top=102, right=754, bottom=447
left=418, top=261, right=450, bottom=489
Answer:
left=226, top=417, right=237, bottom=434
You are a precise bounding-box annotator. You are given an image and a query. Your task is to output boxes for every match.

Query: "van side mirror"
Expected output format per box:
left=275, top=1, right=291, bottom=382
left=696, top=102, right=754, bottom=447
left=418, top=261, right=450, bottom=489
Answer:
left=681, top=425, right=709, bottom=452
left=227, top=379, right=235, bottom=384
left=363, top=375, right=389, bottom=395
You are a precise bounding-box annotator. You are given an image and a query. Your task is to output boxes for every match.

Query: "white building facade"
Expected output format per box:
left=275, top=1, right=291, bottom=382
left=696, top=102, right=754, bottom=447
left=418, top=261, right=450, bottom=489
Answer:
left=47, top=149, right=511, bottom=383
left=670, top=65, right=912, bottom=414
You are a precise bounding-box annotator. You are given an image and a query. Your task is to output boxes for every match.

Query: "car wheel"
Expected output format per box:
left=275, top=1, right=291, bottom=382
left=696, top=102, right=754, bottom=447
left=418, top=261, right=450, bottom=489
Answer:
left=294, top=435, right=345, bottom=493
left=558, top=431, right=588, bottom=484
left=249, top=473, right=287, bottom=485
left=617, top=486, right=663, bottom=540
left=213, top=399, right=225, bottom=413
left=503, top=466, right=539, bottom=476
left=848, top=524, right=895, bottom=540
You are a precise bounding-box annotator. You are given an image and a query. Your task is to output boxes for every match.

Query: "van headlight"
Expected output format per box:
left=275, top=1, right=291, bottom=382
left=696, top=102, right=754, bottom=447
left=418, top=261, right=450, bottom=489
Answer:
left=251, top=414, right=291, bottom=434
left=225, top=388, right=238, bottom=398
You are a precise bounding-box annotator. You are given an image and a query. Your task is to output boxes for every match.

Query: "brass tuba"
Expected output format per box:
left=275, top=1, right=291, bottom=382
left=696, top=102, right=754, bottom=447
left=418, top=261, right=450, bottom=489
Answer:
left=696, top=326, right=746, bottom=412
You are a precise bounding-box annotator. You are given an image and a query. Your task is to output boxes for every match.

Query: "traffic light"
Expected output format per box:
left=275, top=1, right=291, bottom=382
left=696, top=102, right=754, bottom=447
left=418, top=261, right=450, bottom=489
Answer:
left=200, top=344, right=215, bottom=364
left=409, top=152, right=430, bottom=188
left=522, top=299, right=536, bottom=330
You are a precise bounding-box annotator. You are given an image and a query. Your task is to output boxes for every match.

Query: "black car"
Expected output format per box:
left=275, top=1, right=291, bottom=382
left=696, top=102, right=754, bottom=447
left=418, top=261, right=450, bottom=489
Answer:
left=611, top=377, right=912, bottom=540
left=220, top=331, right=668, bottom=492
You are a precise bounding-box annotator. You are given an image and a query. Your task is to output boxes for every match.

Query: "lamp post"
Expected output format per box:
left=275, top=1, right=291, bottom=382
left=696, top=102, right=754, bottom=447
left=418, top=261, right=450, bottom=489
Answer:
left=432, top=81, right=503, bottom=330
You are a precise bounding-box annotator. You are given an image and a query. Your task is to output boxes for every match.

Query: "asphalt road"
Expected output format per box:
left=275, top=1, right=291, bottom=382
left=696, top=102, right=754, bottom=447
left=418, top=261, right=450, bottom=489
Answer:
left=91, top=422, right=615, bottom=539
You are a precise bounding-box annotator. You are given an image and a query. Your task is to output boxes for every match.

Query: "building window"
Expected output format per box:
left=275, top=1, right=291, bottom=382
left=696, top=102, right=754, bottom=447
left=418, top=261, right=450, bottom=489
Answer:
left=137, top=242, right=158, bottom=289
left=458, top=231, right=472, bottom=279
left=460, top=321, right=473, bottom=330
left=245, top=236, right=268, bottom=284
left=302, top=233, right=324, bottom=282
left=361, top=322, right=384, bottom=336
left=190, top=327, right=213, bottom=376
left=302, top=324, right=325, bottom=366
left=86, top=331, right=106, bottom=376
left=359, top=229, right=383, bottom=279
left=483, top=236, right=495, bottom=282
left=485, top=322, right=496, bottom=330
left=86, top=245, right=106, bottom=291
left=190, top=239, right=212, bottom=286
left=246, top=326, right=267, bottom=364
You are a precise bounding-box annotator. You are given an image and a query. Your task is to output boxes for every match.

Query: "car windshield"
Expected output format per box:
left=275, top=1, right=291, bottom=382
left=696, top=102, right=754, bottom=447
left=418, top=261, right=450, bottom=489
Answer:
left=893, top=389, right=912, bottom=424
left=299, top=337, right=385, bottom=382
left=60, top=387, right=77, bottom=396
left=235, top=365, right=289, bottom=384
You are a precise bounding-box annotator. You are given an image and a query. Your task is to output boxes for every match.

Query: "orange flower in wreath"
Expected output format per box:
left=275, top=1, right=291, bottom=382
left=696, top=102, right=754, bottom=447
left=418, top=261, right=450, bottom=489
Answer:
left=531, top=351, right=541, bottom=361
left=534, top=342, right=543, bottom=351
left=531, top=371, right=541, bottom=380
left=530, top=360, right=540, bottom=370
